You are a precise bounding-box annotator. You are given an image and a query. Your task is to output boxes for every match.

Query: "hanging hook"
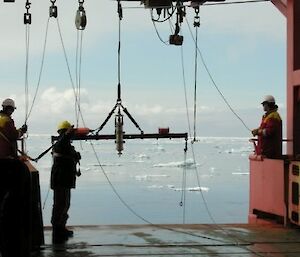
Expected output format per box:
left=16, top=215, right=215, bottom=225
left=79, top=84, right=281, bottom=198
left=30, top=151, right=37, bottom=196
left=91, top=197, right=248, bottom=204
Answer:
left=24, top=0, right=31, bottom=24
left=75, top=0, right=87, bottom=30
left=49, top=0, right=58, bottom=18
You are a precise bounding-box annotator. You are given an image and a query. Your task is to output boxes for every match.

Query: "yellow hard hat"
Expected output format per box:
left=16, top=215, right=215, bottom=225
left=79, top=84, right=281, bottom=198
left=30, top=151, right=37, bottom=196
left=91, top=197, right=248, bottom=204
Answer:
left=57, top=120, right=72, bottom=131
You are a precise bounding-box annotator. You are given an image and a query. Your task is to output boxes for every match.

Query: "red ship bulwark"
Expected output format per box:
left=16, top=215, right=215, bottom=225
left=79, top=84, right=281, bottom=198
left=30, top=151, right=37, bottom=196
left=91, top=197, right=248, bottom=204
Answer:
left=249, top=0, right=300, bottom=227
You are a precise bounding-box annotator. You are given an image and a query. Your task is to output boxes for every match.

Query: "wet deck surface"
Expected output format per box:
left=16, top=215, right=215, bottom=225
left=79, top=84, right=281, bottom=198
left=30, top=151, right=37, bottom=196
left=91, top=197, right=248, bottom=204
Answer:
left=34, top=224, right=300, bottom=256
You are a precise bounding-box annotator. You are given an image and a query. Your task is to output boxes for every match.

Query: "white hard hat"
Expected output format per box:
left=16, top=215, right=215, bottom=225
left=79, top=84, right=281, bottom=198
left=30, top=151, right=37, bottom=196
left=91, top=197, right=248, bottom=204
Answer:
left=2, top=98, right=16, bottom=109
left=261, top=95, right=275, bottom=104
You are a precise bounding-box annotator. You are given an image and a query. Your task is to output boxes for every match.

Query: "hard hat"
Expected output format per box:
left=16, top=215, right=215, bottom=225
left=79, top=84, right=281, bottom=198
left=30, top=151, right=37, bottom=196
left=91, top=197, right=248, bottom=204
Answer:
left=261, top=95, right=275, bottom=104
left=2, top=98, right=16, bottom=109
left=57, top=120, right=72, bottom=131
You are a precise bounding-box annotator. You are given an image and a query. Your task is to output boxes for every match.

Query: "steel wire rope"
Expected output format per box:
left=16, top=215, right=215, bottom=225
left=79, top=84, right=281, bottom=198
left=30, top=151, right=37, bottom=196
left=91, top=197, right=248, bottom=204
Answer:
left=53, top=1, right=230, bottom=244
left=180, top=38, right=266, bottom=257
left=42, top=17, right=87, bottom=210
left=75, top=30, right=80, bottom=127
left=26, top=17, right=51, bottom=123
left=180, top=148, right=187, bottom=223
left=24, top=24, right=30, bottom=123
left=56, top=18, right=85, bottom=126
left=75, top=30, right=84, bottom=127
left=89, top=141, right=232, bottom=244
left=50, top=1, right=242, bottom=246
left=83, top=5, right=236, bottom=244
left=151, top=11, right=169, bottom=45
left=185, top=17, right=251, bottom=132
left=193, top=22, right=198, bottom=142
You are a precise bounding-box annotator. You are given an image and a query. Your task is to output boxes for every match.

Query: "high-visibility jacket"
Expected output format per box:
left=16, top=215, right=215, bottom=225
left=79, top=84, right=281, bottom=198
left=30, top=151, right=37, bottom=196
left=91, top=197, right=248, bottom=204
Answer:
left=257, top=109, right=282, bottom=159
left=0, top=111, right=20, bottom=158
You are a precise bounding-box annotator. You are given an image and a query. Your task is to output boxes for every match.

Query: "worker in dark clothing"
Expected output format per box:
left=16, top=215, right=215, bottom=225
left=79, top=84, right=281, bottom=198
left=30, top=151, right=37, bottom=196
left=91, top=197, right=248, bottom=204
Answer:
left=51, top=120, right=81, bottom=243
left=252, top=95, right=282, bottom=159
left=0, top=98, right=30, bottom=257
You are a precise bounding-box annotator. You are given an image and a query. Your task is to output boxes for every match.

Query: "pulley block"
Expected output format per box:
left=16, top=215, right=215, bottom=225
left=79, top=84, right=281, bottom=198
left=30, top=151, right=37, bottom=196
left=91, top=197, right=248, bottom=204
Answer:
left=75, top=7, right=87, bottom=30
left=24, top=13, right=31, bottom=24
left=49, top=5, right=58, bottom=18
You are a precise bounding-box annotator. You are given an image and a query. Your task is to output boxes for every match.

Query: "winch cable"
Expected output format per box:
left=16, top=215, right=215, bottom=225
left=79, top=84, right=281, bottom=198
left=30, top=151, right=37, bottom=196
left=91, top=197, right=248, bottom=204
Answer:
left=26, top=17, right=51, bottom=123
left=56, top=17, right=85, bottom=126
left=24, top=25, right=30, bottom=124
left=89, top=141, right=231, bottom=244
left=23, top=0, right=32, bottom=126
left=185, top=17, right=251, bottom=133
left=151, top=11, right=169, bottom=45
left=179, top=25, right=266, bottom=257
left=57, top=0, right=232, bottom=244
left=22, top=0, right=32, bottom=156
left=192, top=7, right=200, bottom=142
left=75, top=29, right=84, bottom=128
left=179, top=141, right=187, bottom=224
left=34, top=1, right=252, bottom=248
left=82, top=2, right=241, bottom=245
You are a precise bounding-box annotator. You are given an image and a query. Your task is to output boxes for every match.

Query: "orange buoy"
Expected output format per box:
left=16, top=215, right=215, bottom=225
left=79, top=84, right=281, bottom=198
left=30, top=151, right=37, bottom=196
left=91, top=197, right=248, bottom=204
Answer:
left=74, top=127, right=90, bottom=135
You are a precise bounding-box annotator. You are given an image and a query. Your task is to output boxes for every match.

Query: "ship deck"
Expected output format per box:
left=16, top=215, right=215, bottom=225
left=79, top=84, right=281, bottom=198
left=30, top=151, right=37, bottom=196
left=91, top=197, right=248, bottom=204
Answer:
left=34, top=223, right=300, bottom=257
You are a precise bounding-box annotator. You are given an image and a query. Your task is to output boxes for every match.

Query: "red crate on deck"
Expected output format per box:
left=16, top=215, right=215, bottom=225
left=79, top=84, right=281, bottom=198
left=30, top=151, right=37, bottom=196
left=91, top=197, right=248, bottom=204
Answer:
left=158, top=128, right=169, bottom=134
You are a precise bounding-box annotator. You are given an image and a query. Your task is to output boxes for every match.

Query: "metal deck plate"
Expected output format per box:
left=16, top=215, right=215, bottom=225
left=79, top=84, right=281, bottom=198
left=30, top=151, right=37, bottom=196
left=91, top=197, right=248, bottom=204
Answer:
left=33, top=224, right=300, bottom=256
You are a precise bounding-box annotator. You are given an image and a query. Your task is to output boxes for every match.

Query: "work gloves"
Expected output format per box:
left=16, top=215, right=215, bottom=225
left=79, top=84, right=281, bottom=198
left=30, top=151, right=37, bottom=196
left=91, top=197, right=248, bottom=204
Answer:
left=20, top=124, right=28, bottom=133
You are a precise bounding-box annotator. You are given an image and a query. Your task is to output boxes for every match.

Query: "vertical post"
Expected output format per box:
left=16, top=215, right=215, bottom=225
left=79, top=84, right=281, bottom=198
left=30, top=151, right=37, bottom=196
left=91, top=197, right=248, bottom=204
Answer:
left=286, top=0, right=300, bottom=156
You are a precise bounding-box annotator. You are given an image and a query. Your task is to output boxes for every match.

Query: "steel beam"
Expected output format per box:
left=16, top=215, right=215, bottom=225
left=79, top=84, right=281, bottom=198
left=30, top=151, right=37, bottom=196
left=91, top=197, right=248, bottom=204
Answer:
left=52, top=133, right=188, bottom=142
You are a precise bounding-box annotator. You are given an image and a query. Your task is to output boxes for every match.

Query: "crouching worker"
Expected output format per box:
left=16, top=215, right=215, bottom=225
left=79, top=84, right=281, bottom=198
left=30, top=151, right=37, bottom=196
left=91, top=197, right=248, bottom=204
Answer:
left=0, top=98, right=30, bottom=257
left=51, top=121, right=81, bottom=244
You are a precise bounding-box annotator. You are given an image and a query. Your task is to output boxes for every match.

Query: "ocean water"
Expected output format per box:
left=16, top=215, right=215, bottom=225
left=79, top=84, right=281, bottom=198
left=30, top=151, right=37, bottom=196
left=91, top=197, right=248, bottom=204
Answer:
left=25, top=135, right=252, bottom=226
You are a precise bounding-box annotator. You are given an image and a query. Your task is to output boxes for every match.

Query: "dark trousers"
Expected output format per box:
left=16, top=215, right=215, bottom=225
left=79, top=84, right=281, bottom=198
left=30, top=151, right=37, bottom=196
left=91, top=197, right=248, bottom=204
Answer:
left=0, top=159, right=31, bottom=257
left=51, top=188, right=71, bottom=230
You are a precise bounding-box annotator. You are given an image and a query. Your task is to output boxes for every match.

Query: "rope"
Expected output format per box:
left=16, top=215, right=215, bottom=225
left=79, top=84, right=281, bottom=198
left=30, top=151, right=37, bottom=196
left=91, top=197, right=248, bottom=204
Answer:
left=50, top=1, right=231, bottom=244
left=26, top=17, right=51, bottom=123
left=118, top=3, right=121, bottom=98
left=193, top=25, right=198, bottom=142
left=56, top=18, right=86, bottom=128
left=180, top=147, right=187, bottom=224
left=151, top=11, right=169, bottom=46
left=185, top=17, right=251, bottom=132
left=179, top=28, right=266, bottom=257
left=75, top=30, right=84, bottom=127
left=24, top=24, right=30, bottom=124
left=89, top=141, right=230, bottom=244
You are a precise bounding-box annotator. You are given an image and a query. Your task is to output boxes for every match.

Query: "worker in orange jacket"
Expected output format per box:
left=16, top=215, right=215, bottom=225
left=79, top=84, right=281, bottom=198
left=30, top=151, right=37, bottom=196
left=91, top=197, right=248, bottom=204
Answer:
left=0, top=98, right=31, bottom=257
left=252, top=95, right=282, bottom=159
left=0, top=98, right=27, bottom=158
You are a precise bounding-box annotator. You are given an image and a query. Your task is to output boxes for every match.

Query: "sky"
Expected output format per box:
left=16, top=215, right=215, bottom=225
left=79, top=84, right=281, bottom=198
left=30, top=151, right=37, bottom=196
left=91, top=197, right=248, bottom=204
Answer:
left=0, top=0, right=286, bottom=137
